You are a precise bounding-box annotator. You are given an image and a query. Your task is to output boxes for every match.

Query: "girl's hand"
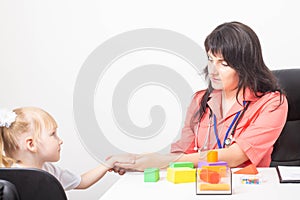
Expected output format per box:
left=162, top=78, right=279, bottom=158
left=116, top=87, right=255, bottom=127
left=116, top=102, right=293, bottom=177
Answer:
left=105, top=154, right=136, bottom=174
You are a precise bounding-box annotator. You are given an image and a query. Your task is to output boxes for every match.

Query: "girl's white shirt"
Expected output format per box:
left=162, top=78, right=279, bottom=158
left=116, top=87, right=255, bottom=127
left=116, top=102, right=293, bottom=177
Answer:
left=10, top=162, right=81, bottom=191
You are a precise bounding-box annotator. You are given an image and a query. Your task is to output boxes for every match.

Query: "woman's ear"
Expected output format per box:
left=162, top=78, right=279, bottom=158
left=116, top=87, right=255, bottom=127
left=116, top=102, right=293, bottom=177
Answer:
left=25, top=136, right=37, bottom=152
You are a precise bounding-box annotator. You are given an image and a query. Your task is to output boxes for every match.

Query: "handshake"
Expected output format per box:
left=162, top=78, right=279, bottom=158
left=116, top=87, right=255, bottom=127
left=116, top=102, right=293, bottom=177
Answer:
left=104, top=152, right=179, bottom=174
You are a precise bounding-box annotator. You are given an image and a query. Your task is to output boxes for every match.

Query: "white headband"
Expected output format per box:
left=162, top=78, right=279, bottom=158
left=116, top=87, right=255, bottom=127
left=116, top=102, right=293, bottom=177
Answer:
left=0, top=109, right=17, bottom=128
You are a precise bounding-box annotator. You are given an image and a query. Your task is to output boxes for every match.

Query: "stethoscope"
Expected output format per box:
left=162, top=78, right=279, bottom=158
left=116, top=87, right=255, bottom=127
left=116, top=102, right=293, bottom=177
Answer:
left=194, top=101, right=250, bottom=152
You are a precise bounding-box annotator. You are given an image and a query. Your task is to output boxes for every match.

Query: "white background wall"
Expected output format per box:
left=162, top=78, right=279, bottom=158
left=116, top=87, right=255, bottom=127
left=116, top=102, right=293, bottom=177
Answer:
left=1, top=0, right=299, bottom=199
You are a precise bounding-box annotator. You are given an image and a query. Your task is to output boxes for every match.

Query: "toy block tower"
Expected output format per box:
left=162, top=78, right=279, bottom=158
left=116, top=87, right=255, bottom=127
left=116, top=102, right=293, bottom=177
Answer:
left=196, top=150, right=232, bottom=195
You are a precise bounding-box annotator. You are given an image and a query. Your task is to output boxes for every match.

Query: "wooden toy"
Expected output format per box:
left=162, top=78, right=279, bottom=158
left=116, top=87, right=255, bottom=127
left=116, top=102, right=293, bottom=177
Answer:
left=144, top=168, right=160, bottom=182
left=201, top=166, right=227, bottom=177
left=199, top=168, right=221, bottom=184
left=196, top=150, right=232, bottom=195
left=234, top=163, right=258, bottom=175
left=199, top=183, right=231, bottom=191
left=169, top=161, right=194, bottom=168
left=207, top=150, right=218, bottom=162
left=167, top=167, right=196, bottom=184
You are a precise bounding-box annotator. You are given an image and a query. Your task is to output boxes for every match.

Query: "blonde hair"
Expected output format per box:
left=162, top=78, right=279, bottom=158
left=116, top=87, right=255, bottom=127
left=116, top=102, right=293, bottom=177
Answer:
left=0, top=107, right=57, bottom=167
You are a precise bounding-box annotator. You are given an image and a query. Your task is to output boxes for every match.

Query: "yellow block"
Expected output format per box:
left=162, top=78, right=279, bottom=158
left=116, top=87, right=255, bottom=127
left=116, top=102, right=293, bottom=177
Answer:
left=201, top=166, right=227, bottom=177
left=199, top=183, right=230, bottom=191
left=207, top=150, right=218, bottom=162
left=167, top=167, right=196, bottom=184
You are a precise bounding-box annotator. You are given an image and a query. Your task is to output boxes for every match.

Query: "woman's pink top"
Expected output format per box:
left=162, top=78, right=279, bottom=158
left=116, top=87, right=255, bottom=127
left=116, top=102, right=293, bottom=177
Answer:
left=171, top=89, right=288, bottom=167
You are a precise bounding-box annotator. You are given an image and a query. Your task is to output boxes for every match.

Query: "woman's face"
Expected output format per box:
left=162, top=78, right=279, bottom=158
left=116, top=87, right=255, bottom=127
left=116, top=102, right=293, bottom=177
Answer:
left=207, top=51, right=239, bottom=92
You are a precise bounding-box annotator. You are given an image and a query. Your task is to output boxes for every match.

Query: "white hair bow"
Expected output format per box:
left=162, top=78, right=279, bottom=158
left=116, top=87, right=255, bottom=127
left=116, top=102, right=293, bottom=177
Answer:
left=0, top=109, right=17, bottom=128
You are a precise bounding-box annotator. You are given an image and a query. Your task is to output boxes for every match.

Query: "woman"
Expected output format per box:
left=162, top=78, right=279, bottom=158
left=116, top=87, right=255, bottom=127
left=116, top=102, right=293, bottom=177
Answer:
left=108, top=21, right=288, bottom=171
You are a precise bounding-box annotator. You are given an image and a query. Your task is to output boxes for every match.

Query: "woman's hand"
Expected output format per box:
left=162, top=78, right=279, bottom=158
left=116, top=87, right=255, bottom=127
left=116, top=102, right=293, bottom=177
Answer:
left=105, top=154, right=136, bottom=175
left=109, top=152, right=179, bottom=171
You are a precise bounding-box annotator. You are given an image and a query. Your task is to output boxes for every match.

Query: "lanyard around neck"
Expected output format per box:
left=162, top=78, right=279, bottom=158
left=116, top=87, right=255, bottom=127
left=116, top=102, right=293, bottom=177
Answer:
left=213, top=101, right=249, bottom=149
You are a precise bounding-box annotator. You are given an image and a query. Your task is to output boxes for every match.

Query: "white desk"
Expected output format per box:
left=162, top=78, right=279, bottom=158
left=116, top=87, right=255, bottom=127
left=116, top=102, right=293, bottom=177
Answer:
left=100, top=168, right=300, bottom=200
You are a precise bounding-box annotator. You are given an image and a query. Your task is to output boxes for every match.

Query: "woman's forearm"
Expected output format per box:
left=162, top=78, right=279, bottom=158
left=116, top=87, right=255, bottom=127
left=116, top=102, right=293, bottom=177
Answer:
left=169, top=152, right=206, bottom=167
left=170, top=144, right=249, bottom=168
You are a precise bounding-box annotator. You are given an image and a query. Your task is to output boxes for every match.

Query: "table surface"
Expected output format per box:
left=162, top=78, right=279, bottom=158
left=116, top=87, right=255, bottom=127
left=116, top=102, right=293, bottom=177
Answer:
left=99, top=167, right=300, bottom=200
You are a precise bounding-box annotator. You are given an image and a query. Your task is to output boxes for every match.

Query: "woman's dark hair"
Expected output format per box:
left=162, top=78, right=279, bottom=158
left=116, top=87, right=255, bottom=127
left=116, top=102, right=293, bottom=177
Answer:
left=191, top=21, right=284, bottom=127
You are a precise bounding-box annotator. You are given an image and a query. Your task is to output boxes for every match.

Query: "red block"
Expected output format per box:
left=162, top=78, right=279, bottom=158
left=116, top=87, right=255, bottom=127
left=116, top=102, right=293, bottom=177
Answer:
left=199, top=169, right=221, bottom=184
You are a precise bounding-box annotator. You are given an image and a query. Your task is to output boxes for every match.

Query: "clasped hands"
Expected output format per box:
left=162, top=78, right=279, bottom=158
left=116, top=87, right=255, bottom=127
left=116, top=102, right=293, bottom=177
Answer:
left=105, top=152, right=176, bottom=175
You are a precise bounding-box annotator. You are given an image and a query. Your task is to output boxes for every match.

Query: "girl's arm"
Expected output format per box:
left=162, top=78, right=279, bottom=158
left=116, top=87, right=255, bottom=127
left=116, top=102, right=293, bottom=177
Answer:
left=76, top=155, right=136, bottom=189
left=76, top=164, right=110, bottom=189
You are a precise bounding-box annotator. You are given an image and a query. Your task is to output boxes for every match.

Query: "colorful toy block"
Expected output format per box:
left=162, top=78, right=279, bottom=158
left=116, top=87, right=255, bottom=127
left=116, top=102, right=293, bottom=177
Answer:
left=197, top=161, right=209, bottom=168
left=199, top=168, right=221, bottom=184
left=199, top=183, right=231, bottom=191
left=169, top=161, right=194, bottom=168
left=207, top=150, right=218, bottom=162
left=201, top=166, right=227, bottom=177
left=207, top=161, right=228, bottom=167
left=198, top=161, right=228, bottom=168
left=144, top=168, right=160, bottom=182
left=234, top=163, right=258, bottom=175
left=196, top=167, right=232, bottom=194
left=196, top=150, right=232, bottom=195
left=167, top=167, right=196, bottom=184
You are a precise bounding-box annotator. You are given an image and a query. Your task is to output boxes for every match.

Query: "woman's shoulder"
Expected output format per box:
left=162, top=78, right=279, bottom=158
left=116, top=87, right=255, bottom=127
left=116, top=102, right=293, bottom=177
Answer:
left=194, top=89, right=206, bottom=96
left=251, top=91, right=288, bottom=111
left=193, top=89, right=207, bottom=99
left=191, top=89, right=207, bottom=105
left=261, top=91, right=287, bottom=102
left=246, top=88, right=286, bottom=102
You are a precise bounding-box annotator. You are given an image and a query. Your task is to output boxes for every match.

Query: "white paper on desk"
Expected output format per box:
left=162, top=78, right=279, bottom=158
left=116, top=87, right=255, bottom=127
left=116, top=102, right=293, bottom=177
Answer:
left=276, top=166, right=300, bottom=182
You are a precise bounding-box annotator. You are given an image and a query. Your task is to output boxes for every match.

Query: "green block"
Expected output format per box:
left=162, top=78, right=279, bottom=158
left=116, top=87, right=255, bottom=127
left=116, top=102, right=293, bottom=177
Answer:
left=169, top=162, right=194, bottom=168
left=144, top=168, right=160, bottom=182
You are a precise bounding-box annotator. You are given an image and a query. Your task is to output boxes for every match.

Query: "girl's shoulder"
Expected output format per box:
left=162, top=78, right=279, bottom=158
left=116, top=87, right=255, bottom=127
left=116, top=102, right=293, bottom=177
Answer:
left=42, top=162, right=63, bottom=174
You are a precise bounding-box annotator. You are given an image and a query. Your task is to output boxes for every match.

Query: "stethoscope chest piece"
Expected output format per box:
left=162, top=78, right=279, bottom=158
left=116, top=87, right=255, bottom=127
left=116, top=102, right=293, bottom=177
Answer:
left=224, top=137, right=232, bottom=147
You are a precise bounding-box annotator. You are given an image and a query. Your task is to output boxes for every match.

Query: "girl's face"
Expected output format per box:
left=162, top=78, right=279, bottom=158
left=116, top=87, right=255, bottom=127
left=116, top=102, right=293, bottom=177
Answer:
left=37, top=127, right=63, bottom=163
left=207, top=51, right=239, bottom=92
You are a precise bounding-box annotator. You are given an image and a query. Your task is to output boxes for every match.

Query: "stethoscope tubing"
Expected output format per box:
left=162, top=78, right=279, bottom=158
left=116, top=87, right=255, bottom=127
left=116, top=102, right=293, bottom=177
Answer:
left=194, top=101, right=250, bottom=151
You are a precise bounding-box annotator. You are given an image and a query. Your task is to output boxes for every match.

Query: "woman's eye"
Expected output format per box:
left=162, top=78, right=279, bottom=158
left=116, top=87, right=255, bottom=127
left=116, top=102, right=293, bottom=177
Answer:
left=221, top=62, right=229, bottom=66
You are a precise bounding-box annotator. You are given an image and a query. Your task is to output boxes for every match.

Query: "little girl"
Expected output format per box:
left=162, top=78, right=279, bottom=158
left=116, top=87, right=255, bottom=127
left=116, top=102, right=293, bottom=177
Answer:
left=0, top=107, right=129, bottom=190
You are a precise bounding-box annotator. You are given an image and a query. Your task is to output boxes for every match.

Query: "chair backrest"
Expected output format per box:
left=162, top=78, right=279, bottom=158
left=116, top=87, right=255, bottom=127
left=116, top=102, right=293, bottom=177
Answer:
left=270, top=68, right=300, bottom=166
left=0, top=168, right=67, bottom=200
left=0, top=179, right=20, bottom=200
